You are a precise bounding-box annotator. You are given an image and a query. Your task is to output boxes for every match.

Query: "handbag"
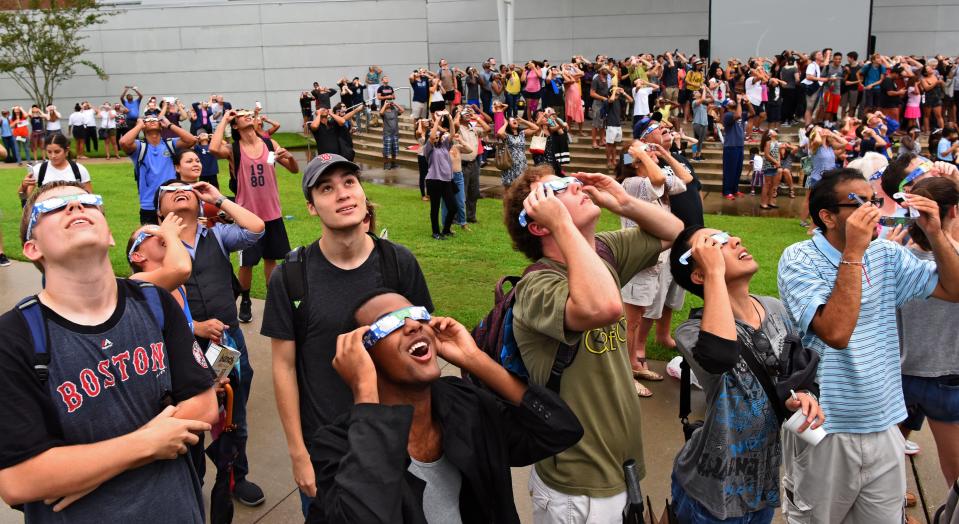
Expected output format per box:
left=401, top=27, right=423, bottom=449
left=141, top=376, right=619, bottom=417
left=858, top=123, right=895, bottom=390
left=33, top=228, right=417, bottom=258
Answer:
left=530, top=133, right=547, bottom=155
left=494, top=141, right=512, bottom=171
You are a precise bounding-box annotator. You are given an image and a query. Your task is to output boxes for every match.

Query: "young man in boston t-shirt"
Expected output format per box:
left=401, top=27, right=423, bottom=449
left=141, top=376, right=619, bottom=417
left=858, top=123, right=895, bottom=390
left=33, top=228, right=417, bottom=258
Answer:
left=0, top=181, right=217, bottom=522
left=261, top=154, right=433, bottom=517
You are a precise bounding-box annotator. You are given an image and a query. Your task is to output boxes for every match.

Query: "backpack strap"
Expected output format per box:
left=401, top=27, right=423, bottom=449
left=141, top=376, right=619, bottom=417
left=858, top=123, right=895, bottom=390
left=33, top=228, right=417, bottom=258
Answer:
left=231, top=140, right=242, bottom=181
left=68, top=160, right=81, bottom=182
left=163, top=138, right=176, bottom=158
left=16, top=296, right=50, bottom=383
left=136, top=281, right=165, bottom=331
left=373, top=235, right=401, bottom=292
left=134, top=140, right=148, bottom=181
left=679, top=357, right=693, bottom=424
left=283, top=246, right=307, bottom=305
left=738, top=330, right=788, bottom=424
left=37, top=161, right=49, bottom=186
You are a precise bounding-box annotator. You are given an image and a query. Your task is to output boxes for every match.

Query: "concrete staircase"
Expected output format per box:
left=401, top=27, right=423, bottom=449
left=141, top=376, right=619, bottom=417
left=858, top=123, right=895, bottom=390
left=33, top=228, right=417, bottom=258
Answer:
left=344, top=120, right=805, bottom=195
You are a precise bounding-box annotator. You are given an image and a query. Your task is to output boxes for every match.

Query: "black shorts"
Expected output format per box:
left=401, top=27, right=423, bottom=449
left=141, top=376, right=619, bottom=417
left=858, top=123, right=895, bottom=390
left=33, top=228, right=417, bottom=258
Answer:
left=766, top=100, right=782, bottom=123
left=751, top=102, right=766, bottom=115
left=443, top=90, right=456, bottom=103
left=300, top=107, right=313, bottom=118
left=72, top=126, right=87, bottom=140
left=429, top=100, right=446, bottom=112
left=239, top=218, right=291, bottom=266
left=678, top=89, right=690, bottom=105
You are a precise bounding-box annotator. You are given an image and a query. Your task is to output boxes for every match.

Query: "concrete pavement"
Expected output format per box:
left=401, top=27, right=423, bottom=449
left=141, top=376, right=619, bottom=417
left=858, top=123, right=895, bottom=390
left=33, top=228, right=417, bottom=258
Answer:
left=0, top=259, right=946, bottom=523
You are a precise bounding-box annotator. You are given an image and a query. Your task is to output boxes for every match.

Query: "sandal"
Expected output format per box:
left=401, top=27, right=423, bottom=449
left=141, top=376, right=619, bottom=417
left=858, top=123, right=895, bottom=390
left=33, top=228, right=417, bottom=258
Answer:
left=634, top=380, right=653, bottom=397
left=634, top=368, right=664, bottom=381
left=759, top=204, right=771, bottom=210
left=789, top=189, right=796, bottom=199
left=769, top=203, right=779, bottom=209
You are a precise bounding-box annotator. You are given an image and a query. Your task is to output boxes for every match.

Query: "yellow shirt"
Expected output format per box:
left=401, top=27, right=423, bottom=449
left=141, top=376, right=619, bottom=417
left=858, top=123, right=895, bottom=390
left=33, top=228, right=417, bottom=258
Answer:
left=506, top=71, right=521, bottom=95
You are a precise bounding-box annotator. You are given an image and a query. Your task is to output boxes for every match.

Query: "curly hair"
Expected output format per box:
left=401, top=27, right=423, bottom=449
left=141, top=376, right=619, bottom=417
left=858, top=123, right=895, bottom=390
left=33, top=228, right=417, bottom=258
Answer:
left=502, top=164, right=555, bottom=261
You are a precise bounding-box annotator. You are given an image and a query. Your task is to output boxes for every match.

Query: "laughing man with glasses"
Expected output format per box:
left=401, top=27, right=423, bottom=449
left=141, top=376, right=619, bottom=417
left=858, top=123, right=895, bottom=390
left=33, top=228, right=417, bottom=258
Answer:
left=668, top=225, right=823, bottom=523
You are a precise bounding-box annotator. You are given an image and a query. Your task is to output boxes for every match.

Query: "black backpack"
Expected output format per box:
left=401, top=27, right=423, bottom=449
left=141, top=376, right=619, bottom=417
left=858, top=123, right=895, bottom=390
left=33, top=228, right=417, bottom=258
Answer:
left=229, top=136, right=275, bottom=195
left=281, top=234, right=399, bottom=346
left=467, top=240, right=615, bottom=393
left=37, top=160, right=82, bottom=186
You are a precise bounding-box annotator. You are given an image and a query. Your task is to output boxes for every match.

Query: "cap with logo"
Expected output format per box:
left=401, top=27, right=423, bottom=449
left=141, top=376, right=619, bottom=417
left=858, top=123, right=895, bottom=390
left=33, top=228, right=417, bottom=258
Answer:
left=301, top=153, right=360, bottom=200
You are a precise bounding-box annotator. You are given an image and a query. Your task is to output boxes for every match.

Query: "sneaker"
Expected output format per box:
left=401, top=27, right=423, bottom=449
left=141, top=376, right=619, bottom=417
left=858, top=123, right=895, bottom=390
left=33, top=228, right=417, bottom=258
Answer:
left=233, top=479, right=265, bottom=507
left=904, top=439, right=920, bottom=455
left=0, top=254, right=9, bottom=267
left=238, top=298, right=253, bottom=324
left=432, top=233, right=446, bottom=240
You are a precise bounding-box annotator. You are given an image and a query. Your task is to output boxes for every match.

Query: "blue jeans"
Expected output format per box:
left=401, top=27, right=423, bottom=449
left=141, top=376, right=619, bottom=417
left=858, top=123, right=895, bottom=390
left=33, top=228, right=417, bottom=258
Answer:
left=442, top=171, right=466, bottom=226
left=505, top=92, right=520, bottom=118
left=16, top=138, right=31, bottom=161
left=671, top=475, right=775, bottom=523
left=722, top=146, right=744, bottom=196
left=1, top=136, right=15, bottom=163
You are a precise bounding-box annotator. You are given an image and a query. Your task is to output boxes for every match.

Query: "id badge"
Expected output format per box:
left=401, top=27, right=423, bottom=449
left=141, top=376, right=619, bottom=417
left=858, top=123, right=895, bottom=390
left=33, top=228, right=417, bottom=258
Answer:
left=267, top=151, right=276, bottom=165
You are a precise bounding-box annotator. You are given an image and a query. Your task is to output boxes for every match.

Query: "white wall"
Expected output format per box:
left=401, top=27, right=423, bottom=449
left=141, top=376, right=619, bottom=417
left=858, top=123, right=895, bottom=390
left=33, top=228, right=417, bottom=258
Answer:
left=0, top=0, right=707, bottom=131
left=1, top=0, right=952, bottom=131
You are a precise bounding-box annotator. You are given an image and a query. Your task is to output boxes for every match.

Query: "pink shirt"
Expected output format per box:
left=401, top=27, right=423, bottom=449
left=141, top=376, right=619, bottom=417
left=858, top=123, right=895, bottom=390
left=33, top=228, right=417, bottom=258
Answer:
left=525, top=69, right=541, bottom=93
left=235, top=140, right=281, bottom=221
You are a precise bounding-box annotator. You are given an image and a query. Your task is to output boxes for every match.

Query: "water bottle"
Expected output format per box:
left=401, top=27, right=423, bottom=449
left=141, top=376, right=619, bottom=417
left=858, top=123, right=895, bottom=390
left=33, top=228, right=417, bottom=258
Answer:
left=284, top=215, right=295, bottom=221
left=622, top=459, right=644, bottom=523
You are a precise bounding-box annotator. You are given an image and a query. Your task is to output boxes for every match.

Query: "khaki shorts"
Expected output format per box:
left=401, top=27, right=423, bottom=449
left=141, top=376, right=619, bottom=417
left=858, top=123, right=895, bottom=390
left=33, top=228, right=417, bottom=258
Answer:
left=411, top=101, right=428, bottom=120
left=621, top=252, right=682, bottom=318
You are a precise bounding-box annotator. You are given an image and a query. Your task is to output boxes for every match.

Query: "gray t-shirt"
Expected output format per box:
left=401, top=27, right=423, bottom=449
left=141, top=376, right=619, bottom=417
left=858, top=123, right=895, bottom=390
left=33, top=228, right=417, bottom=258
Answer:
left=591, top=74, right=609, bottom=100
left=382, top=107, right=400, bottom=136
left=780, top=65, right=798, bottom=89
left=825, top=64, right=844, bottom=95
left=408, top=455, right=463, bottom=524
left=672, top=296, right=792, bottom=519
left=899, top=248, right=959, bottom=377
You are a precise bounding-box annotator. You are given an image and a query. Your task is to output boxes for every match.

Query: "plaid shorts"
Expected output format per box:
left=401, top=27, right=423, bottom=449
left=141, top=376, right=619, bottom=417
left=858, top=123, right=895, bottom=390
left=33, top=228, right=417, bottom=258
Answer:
left=383, top=134, right=399, bottom=156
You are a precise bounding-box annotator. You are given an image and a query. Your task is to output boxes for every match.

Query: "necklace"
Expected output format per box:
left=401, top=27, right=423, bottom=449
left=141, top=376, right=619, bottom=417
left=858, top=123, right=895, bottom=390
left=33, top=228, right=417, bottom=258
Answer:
left=749, top=296, right=764, bottom=329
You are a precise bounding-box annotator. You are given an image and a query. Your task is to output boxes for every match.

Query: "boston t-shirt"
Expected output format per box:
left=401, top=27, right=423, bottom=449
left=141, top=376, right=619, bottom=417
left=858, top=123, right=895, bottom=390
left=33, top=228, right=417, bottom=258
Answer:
left=261, top=239, right=433, bottom=440
left=0, top=280, right=214, bottom=523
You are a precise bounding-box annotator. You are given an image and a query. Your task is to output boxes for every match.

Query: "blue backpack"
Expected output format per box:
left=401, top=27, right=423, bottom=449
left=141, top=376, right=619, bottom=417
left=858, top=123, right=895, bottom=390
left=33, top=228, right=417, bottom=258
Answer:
left=468, top=240, right=615, bottom=393
left=16, top=281, right=165, bottom=383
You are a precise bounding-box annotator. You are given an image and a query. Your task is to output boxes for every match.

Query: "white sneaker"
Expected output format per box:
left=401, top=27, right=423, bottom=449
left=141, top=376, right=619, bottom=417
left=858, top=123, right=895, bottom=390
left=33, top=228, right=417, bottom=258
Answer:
left=904, top=439, right=920, bottom=455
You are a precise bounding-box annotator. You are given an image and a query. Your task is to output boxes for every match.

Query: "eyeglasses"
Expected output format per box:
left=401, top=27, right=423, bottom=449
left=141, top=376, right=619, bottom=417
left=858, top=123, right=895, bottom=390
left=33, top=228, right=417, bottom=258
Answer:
left=128, top=226, right=160, bottom=262
left=899, top=158, right=934, bottom=191
left=518, top=177, right=583, bottom=227
left=362, top=306, right=432, bottom=350
left=678, top=231, right=730, bottom=266
left=25, top=193, right=103, bottom=241
left=868, top=167, right=886, bottom=181
left=836, top=193, right=885, bottom=208
left=158, top=184, right=196, bottom=193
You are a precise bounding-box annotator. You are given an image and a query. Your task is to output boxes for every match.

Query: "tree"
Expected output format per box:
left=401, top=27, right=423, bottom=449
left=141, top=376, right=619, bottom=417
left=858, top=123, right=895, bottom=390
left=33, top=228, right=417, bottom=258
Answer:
left=0, top=0, right=117, bottom=107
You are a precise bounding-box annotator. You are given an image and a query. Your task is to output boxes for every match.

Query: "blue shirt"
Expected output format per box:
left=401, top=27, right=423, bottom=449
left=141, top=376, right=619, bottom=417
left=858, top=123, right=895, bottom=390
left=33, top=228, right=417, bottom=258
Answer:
left=777, top=231, right=938, bottom=433
left=123, top=98, right=141, bottom=119
left=194, top=144, right=219, bottom=177
left=938, top=137, right=954, bottom=162
left=861, top=64, right=886, bottom=90
left=722, top=110, right=748, bottom=148
left=0, top=117, right=11, bottom=137
left=809, top=145, right=836, bottom=184
left=132, top=138, right=179, bottom=210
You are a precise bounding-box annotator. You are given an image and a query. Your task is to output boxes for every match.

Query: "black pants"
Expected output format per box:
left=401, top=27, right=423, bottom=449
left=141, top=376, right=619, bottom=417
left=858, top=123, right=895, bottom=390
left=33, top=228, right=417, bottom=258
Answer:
left=417, top=155, right=428, bottom=196
left=462, top=159, right=480, bottom=222
left=481, top=90, right=492, bottom=115
left=84, top=125, right=98, bottom=152
left=139, top=208, right=159, bottom=225
left=782, top=88, right=799, bottom=123
left=426, top=179, right=456, bottom=235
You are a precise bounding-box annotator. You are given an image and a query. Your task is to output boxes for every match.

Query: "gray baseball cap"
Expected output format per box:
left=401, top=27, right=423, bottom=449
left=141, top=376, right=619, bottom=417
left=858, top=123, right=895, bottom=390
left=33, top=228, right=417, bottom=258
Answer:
left=301, top=153, right=360, bottom=200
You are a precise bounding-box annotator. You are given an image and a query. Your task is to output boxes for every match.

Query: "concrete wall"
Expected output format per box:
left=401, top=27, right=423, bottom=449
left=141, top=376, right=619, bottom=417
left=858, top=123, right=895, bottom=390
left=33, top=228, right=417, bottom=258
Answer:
left=0, top=0, right=707, bottom=131
left=0, top=0, right=952, bottom=131
left=872, top=0, right=959, bottom=56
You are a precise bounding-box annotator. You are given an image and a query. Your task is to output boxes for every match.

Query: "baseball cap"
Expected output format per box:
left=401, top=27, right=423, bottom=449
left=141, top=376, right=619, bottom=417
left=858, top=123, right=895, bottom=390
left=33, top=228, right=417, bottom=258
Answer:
left=301, top=153, right=360, bottom=200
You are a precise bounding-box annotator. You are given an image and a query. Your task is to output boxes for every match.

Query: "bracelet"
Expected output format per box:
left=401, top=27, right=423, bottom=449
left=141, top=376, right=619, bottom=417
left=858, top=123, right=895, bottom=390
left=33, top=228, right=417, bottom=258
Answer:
left=840, top=259, right=864, bottom=267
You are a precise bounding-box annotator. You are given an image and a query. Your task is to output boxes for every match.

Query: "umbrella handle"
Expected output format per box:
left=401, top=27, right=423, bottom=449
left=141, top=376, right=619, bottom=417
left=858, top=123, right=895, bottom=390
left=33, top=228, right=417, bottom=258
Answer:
left=224, top=383, right=235, bottom=428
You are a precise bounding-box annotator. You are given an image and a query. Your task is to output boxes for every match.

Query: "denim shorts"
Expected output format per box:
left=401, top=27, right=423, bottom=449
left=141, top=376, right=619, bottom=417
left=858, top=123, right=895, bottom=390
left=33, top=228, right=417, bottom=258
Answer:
left=901, top=374, right=959, bottom=430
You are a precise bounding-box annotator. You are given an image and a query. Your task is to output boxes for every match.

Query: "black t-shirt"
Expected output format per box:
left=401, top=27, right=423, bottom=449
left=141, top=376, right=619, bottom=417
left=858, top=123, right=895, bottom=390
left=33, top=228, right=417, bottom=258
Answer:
left=667, top=153, right=704, bottom=227
left=311, top=88, right=337, bottom=110
left=606, top=98, right=625, bottom=127
left=662, top=64, right=679, bottom=87
left=312, top=121, right=342, bottom=156
left=0, top=279, right=213, bottom=522
left=377, top=84, right=396, bottom=102
left=260, top=240, right=433, bottom=441
left=880, top=77, right=902, bottom=108
left=841, top=64, right=861, bottom=94
left=300, top=95, right=313, bottom=111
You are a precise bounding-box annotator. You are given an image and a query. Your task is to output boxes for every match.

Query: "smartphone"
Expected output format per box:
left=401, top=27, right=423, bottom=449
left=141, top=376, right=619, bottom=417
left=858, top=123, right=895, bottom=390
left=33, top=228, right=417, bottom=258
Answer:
left=879, top=216, right=917, bottom=227
left=623, top=153, right=634, bottom=164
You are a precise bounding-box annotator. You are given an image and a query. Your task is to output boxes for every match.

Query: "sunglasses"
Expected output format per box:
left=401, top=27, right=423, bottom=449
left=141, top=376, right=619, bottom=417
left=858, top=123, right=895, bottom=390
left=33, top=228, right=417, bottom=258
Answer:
left=678, top=231, right=730, bottom=266
left=837, top=193, right=885, bottom=209
left=518, top=177, right=583, bottom=227
left=143, top=117, right=160, bottom=123
left=868, top=167, right=886, bottom=181
left=362, top=306, right=432, bottom=350
left=26, top=194, right=103, bottom=241
left=639, top=122, right=661, bottom=139
left=899, top=158, right=933, bottom=192
left=750, top=329, right=782, bottom=378
left=158, top=184, right=196, bottom=194
left=127, top=226, right=160, bottom=262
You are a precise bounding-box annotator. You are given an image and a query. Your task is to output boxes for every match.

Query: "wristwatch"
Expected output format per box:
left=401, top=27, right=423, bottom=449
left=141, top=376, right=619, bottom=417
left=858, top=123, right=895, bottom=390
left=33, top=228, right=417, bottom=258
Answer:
left=214, top=197, right=226, bottom=208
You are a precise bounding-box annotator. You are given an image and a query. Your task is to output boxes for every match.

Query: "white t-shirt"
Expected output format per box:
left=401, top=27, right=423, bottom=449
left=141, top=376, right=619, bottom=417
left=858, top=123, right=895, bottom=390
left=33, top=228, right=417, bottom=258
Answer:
left=68, top=112, right=83, bottom=128
left=745, top=77, right=764, bottom=106
left=99, top=110, right=117, bottom=129
left=752, top=154, right=764, bottom=172
left=32, top=161, right=92, bottom=185
left=80, top=109, right=97, bottom=127
left=802, top=63, right=822, bottom=86
left=632, top=87, right=653, bottom=116
left=46, top=114, right=62, bottom=131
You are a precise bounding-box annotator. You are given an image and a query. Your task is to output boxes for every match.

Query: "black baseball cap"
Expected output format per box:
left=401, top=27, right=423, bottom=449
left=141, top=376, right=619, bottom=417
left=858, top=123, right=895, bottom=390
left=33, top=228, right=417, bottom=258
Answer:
left=301, top=153, right=360, bottom=200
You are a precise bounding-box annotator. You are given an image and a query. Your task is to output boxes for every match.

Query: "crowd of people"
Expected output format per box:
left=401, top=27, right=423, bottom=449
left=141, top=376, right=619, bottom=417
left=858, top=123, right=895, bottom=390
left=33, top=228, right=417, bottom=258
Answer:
left=0, top=47, right=957, bottom=524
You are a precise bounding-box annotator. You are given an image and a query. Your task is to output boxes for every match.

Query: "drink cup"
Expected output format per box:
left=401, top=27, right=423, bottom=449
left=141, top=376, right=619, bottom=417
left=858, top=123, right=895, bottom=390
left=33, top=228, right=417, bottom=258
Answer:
left=784, top=409, right=827, bottom=446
